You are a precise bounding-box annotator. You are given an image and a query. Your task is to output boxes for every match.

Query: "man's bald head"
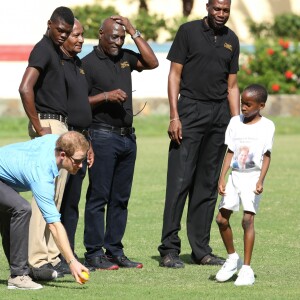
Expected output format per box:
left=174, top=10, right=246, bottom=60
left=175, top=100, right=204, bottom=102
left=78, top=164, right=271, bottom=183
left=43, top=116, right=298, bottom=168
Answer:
left=98, top=18, right=125, bottom=57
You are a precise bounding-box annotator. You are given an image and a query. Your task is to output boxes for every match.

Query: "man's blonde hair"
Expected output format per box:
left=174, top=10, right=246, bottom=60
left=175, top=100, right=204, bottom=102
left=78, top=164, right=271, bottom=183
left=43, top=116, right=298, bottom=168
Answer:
left=55, top=131, right=89, bottom=156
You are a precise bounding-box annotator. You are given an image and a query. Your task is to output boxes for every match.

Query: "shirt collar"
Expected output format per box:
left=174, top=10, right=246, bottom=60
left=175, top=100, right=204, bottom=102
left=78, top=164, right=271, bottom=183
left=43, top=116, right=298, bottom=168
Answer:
left=202, top=17, right=211, bottom=32
left=94, top=45, right=108, bottom=59
left=43, top=34, right=60, bottom=50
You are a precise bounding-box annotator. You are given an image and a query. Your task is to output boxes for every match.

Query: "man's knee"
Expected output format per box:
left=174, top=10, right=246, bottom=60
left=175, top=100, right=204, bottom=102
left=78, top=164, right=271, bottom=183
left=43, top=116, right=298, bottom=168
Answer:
left=18, top=200, right=32, bottom=219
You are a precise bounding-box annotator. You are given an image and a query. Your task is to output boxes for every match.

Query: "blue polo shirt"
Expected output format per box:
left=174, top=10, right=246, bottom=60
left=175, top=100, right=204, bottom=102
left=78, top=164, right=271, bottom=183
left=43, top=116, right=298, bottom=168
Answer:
left=0, top=134, right=60, bottom=223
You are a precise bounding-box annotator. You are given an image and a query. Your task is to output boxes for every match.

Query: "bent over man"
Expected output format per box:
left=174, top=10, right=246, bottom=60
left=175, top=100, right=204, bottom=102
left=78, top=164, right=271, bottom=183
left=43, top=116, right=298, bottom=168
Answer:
left=0, top=131, right=90, bottom=289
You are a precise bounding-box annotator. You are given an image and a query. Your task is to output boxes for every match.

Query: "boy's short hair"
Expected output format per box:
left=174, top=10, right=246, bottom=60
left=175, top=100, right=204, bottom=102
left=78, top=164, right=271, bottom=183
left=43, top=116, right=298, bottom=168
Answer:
left=243, top=84, right=268, bottom=103
left=50, top=6, right=74, bottom=26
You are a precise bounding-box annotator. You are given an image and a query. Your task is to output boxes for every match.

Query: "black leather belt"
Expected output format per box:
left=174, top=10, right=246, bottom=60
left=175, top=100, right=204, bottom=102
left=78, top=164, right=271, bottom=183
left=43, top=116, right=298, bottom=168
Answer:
left=38, top=113, right=67, bottom=123
left=68, top=125, right=91, bottom=140
left=68, top=125, right=88, bottom=133
left=90, top=123, right=135, bottom=136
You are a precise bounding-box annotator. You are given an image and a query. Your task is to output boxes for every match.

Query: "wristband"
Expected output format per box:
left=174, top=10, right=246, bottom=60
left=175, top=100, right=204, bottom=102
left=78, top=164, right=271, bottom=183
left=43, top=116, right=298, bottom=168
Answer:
left=68, top=258, right=76, bottom=265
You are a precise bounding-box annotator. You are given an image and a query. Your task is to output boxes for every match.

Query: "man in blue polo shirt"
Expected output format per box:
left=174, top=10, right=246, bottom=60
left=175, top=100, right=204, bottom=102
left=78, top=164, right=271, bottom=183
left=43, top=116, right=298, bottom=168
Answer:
left=0, top=131, right=89, bottom=290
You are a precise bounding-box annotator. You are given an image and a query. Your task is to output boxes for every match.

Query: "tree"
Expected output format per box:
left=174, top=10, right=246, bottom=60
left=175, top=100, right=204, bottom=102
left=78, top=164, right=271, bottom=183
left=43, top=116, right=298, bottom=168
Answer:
left=182, top=0, right=194, bottom=16
left=139, top=0, right=148, bottom=10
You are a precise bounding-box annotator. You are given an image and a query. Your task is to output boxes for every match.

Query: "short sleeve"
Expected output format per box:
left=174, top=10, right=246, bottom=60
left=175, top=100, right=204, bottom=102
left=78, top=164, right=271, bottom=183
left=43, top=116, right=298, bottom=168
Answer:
left=167, top=25, right=188, bottom=65
left=263, top=121, right=275, bottom=154
left=229, top=34, right=240, bottom=74
left=28, top=43, right=51, bottom=71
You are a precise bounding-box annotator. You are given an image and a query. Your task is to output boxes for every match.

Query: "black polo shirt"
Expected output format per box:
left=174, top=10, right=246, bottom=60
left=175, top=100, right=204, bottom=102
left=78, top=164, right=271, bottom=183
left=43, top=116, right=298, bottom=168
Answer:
left=28, top=35, right=68, bottom=116
left=61, top=53, right=92, bottom=128
left=82, top=46, right=140, bottom=127
left=167, top=18, right=240, bottom=101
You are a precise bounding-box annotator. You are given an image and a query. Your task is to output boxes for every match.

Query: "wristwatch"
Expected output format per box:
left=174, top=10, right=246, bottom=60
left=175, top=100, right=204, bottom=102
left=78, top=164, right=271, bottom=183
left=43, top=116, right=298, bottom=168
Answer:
left=131, top=30, right=141, bottom=40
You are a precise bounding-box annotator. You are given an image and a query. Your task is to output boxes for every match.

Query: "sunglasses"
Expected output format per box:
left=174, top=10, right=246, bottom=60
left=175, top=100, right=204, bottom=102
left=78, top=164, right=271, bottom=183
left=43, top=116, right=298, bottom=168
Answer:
left=68, top=155, right=87, bottom=165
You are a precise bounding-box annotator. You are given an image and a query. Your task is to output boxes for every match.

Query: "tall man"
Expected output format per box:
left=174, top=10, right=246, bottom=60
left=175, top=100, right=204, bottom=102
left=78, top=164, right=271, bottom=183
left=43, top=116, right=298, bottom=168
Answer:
left=82, top=16, right=158, bottom=270
left=19, top=6, right=74, bottom=277
left=0, top=131, right=90, bottom=289
left=59, top=19, right=94, bottom=272
left=158, top=0, right=240, bottom=268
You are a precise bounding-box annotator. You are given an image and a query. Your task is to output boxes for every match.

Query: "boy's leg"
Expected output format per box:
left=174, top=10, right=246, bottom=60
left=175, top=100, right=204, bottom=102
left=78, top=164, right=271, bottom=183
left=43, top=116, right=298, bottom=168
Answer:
left=215, top=208, right=243, bottom=282
left=216, top=208, right=235, bottom=254
left=242, top=211, right=255, bottom=265
left=235, top=210, right=255, bottom=286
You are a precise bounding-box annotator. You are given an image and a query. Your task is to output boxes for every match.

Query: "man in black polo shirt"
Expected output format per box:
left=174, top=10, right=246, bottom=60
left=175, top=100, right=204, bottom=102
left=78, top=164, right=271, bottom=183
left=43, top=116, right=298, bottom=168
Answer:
left=19, top=6, right=74, bottom=278
left=82, top=16, right=158, bottom=270
left=158, top=0, right=240, bottom=268
left=59, top=19, right=94, bottom=273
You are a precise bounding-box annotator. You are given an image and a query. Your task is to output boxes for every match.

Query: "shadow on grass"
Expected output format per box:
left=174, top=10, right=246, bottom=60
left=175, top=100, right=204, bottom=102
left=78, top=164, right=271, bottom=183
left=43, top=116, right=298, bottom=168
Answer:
left=151, top=253, right=226, bottom=265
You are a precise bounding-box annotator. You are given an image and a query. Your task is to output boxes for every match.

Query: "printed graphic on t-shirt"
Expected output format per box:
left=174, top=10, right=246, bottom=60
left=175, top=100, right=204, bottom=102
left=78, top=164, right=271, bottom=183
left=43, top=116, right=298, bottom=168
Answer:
left=226, top=115, right=275, bottom=172
left=232, top=145, right=255, bottom=170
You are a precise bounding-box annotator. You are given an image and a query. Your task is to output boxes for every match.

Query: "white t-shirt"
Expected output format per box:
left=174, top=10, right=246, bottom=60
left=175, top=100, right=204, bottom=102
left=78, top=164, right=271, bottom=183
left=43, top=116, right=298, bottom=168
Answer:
left=225, top=115, right=275, bottom=171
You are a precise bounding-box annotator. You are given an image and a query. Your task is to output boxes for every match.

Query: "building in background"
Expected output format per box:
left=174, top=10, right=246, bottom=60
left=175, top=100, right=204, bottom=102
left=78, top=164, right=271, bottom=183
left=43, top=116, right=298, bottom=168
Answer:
left=0, top=0, right=299, bottom=115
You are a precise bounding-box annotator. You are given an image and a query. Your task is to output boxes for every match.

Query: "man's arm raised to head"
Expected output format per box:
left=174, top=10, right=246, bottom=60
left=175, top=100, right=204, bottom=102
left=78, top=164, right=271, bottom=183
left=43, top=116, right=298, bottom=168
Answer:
left=111, top=15, right=159, bottom=71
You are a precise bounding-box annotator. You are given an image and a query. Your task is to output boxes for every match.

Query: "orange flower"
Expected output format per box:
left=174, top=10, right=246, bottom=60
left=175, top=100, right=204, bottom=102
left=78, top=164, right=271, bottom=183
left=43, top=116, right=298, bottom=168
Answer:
left=279, top=38, right=290, bottom=49
left=267, top=48, right=275, bottom=55
left=271, top=84, right=280, bottom=92
left=285, top=70, right=293, bottom=79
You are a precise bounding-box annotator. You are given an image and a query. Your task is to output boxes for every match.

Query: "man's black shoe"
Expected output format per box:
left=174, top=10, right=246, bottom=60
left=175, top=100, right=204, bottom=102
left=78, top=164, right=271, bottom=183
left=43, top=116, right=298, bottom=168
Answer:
left=107, top=255, right=143, bottom=269
left=159, top=253, right=185, bottom=268
left=84, top=255, right=119, bottom=270
left=42, top=263, right=64, bottom=278
left=191, top=253, right=225, bottom=266
left=30, top=264, right=59, bottom=281
left=53, top=260, right=71, bottom=275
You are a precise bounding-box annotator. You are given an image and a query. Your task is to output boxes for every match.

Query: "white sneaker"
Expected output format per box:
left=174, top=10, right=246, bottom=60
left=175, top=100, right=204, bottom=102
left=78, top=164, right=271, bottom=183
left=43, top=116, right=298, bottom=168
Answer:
left=7, top=275, right=43, bottom=290
left=216, top=256, right=243, bottom=282
left=234, top=266, right=255, bottom=286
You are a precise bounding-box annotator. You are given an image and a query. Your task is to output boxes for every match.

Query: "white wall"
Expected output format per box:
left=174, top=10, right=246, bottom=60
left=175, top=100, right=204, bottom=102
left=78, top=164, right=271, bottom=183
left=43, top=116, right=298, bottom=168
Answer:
left=1, top=0, right=300, bottom=45
left=1, top=0, right=300, bottom=108
left=0, top=0, right=94, bottom=45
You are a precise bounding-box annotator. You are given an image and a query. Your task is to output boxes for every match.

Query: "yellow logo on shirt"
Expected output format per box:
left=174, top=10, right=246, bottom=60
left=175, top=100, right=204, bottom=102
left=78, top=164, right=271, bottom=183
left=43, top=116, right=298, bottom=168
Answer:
left=121, top=61, right=130, bottom=68
left=79, top=68, right=85, bottom=74
left=224, top=43, right=232, bottom=51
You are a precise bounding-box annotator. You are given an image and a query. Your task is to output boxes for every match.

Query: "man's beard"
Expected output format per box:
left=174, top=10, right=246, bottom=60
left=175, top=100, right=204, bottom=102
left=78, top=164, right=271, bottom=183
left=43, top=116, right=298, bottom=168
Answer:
left=207, top=14, right=227, bottom=31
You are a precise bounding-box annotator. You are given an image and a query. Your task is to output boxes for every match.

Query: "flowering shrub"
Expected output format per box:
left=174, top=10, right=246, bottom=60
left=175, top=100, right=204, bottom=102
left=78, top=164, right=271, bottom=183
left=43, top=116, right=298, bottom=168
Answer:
left=238, top=38, right=300, bottom=94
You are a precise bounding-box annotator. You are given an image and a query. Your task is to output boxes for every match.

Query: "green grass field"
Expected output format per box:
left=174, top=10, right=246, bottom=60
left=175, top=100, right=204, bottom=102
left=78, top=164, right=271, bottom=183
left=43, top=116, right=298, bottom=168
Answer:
left=0, top=115, right=300, bottom=299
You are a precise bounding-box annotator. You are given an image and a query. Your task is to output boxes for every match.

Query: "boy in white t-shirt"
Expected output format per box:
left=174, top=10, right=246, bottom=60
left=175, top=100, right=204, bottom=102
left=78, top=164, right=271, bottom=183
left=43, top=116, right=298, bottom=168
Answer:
left=215, top=84, right=275, bottom=286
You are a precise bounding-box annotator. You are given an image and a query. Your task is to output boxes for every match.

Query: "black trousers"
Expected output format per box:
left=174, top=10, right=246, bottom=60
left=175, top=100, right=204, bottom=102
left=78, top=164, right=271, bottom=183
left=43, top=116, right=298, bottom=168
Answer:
left=84, top=128, right=136, bottom=259
left=158, top=96, right=231, bottom=260
left=0, top=180, right=31, bottom=276
left=60, top=161, right=87, bottom=253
